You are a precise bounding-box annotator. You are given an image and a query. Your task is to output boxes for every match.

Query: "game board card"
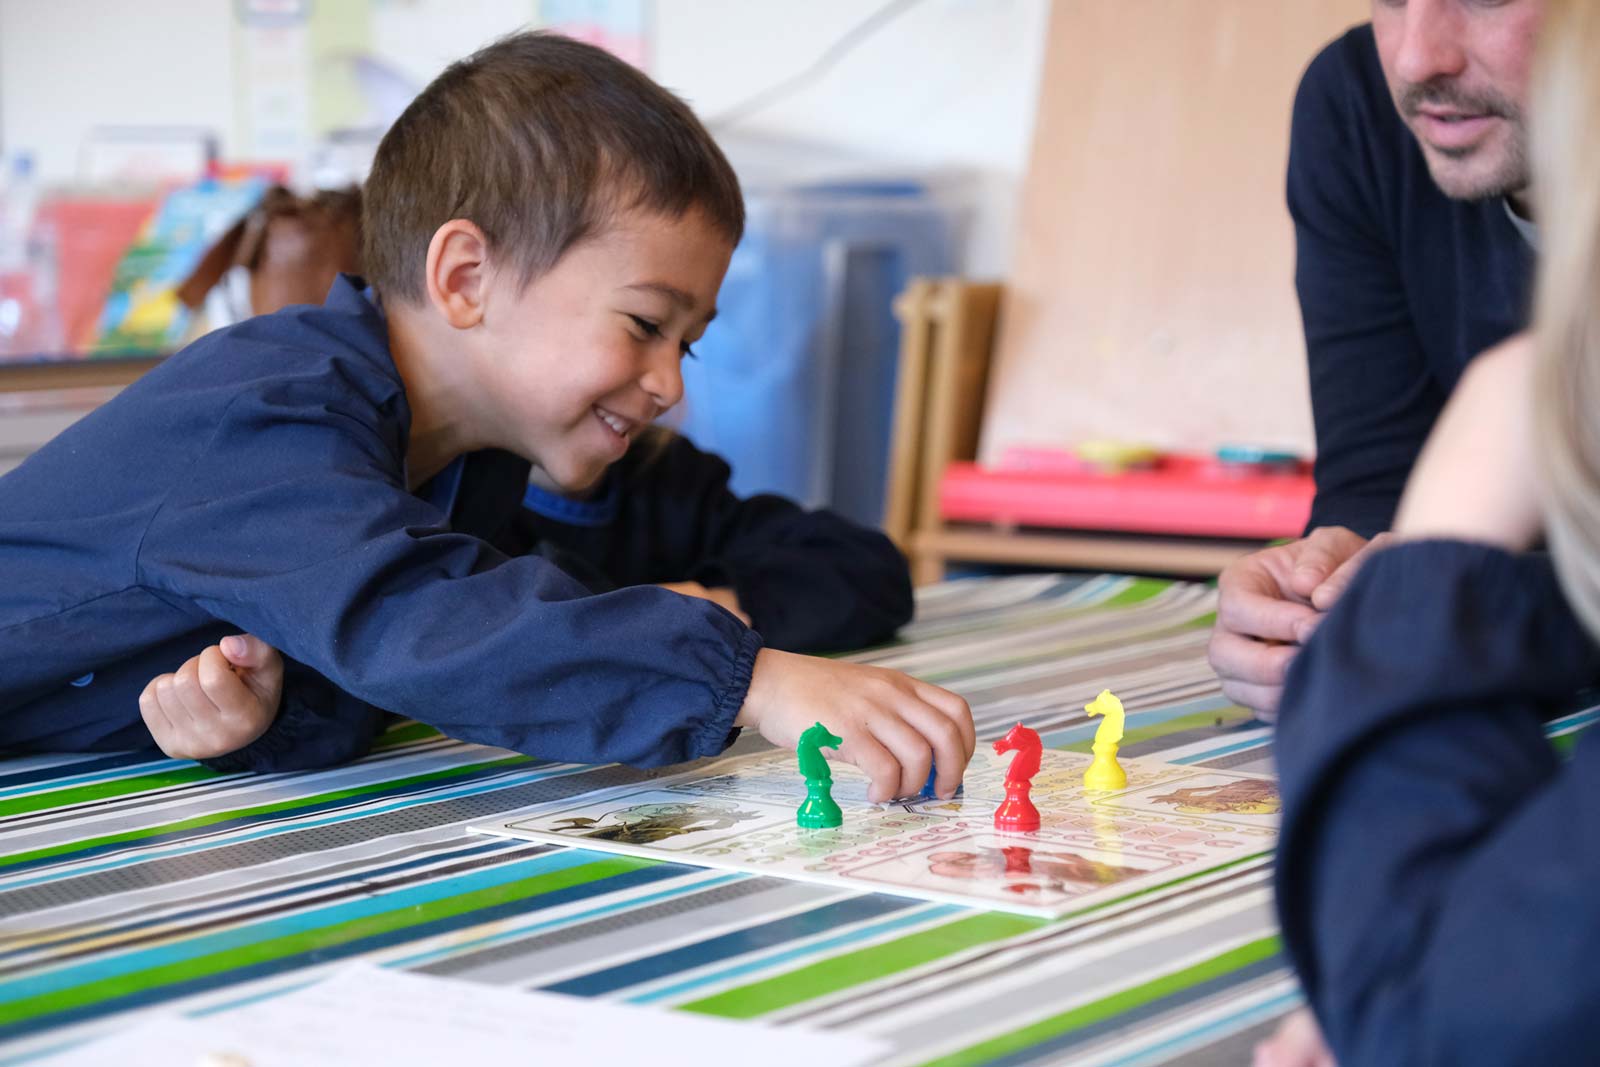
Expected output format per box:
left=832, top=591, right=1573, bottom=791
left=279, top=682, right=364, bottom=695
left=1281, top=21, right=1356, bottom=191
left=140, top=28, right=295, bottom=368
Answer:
left=469, top=749, right=1279, bottom=918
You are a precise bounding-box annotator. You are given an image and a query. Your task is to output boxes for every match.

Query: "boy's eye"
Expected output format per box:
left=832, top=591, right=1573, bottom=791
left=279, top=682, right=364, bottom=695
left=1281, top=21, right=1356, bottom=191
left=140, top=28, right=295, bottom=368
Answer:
left=629, top=314, right=699, bottom=360
left=627, top=314, right=663, bottom=339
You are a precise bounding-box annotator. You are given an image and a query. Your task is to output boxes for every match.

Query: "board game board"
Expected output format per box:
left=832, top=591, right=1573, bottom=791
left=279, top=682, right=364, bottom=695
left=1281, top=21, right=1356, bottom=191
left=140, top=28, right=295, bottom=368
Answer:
left=468, top=748, right=1278, bottom=919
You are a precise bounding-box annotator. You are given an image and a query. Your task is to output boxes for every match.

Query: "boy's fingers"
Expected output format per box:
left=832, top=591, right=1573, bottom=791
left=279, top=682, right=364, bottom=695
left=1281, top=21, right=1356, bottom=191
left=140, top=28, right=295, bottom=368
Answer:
left=138, top=675, right=181, bottom=742
left=838, top=730, right=902, bottom=805
left=913, top=681, right=976, bottom=760
left=897, top=698, right=970, bottom=797
left=865, top=714, right=935, bottom=801
left=220, top=634, right=274, bottom=671
left=170, top=656, right=225, bottom=725
left=198, top=646, right=256, bottom=717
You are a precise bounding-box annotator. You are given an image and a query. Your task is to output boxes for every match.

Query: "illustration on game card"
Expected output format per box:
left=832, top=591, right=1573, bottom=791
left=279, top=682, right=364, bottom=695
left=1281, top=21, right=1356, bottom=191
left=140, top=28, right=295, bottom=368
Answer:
left=844, top=836, right=1171, bottom=908
left=543, top=799, right=765, bottom=844
left=1093, top=773, right=1281, bottom=828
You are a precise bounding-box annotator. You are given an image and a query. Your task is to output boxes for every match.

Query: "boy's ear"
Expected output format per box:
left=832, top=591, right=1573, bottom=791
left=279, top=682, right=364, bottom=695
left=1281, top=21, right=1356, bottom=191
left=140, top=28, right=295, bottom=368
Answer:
left=423, top=219, right=490, bottom=329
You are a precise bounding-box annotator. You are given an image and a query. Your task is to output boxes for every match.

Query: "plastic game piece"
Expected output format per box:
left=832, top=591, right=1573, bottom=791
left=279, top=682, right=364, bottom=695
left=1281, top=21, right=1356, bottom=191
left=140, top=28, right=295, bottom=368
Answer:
left=1074, top=439, right=1162, bottom=472
left=1083, top=689, right=1127, bottom=791
left=992, top=722, right=1042, bottom=832
left=920, top=763, right=965, bottom=800
left=796, top=722, right=844, bottom=829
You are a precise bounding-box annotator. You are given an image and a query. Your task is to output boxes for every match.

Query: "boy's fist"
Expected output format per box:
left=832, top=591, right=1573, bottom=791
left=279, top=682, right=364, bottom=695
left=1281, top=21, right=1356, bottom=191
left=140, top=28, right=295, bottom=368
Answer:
left=736, top=648, right=976, bottom=803
left=138, top=635, right=285, bottom=760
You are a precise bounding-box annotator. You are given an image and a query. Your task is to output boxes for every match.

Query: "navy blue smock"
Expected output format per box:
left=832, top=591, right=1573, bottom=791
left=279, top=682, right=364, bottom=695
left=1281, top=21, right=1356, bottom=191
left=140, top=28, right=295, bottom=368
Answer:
left=0, top=276, right=769, bottom=770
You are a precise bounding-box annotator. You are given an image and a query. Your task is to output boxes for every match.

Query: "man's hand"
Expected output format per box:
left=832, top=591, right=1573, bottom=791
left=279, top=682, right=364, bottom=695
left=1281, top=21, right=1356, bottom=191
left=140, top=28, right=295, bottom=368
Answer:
left=736, top=648, right=976, bottom=802
left=1393, top=334, right=1541, bottom=550
left=138, top=635, right=285, bottom=760
left=658, top=580, right=752, bottom=626
left=1209, top=527, right=1381, bottom=718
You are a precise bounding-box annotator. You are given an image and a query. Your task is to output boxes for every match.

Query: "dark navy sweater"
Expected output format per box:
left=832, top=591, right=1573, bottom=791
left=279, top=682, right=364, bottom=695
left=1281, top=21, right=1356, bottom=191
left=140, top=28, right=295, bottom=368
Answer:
left=1275, top=540, right=1600, bottom=1064
left=0, top=275, right=908, bottom=772
left=1290, top=24, right=1534, bottom=537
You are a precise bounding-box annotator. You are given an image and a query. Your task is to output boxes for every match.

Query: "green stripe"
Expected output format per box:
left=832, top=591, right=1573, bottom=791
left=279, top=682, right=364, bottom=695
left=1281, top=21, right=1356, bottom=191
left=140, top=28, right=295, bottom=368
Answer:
left=0, top=755, right=531, bottom=869
left=0, top=856, right=645, bottom=1028
left=678, top=913, right=1043, bottom=1019
left=371, top=722, right=445, bottom=748
left=0, top=765, right=222, bottom=819
left=1059, top=707, right=1256, bottom=754
left=915, top=935, right=1283, bottom=1067
left=1101, top=577, right=1170, bottom=608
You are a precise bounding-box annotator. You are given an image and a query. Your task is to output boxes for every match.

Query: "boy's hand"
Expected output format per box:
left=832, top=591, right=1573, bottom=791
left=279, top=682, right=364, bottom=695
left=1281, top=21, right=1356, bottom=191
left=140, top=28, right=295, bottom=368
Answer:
left=138, top=635, right=285, bottom=760
left=735, top=648, right=976, bottom=802
left=658, top=580, right=751, bottom=626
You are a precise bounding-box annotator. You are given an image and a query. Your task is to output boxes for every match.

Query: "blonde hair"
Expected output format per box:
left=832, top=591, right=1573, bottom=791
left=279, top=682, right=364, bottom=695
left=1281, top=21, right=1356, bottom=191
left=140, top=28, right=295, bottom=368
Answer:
left=1532, top=0, right=1600, bottom=637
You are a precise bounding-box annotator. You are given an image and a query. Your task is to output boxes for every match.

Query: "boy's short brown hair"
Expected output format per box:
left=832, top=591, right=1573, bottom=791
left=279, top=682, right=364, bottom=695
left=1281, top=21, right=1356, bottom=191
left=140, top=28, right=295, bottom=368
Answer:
left=363, top=31, right=744, bottom=302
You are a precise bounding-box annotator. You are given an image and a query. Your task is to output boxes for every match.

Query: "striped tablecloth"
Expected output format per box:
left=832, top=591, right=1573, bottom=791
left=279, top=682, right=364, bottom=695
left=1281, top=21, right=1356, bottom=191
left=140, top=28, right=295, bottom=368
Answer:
left=0, top=574, right=1298, bottom=1066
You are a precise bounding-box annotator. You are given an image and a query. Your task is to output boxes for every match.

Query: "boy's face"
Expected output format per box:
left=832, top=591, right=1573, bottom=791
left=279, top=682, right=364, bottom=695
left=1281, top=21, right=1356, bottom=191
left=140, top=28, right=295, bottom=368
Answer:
left=476, top=207, right=733, bottom=491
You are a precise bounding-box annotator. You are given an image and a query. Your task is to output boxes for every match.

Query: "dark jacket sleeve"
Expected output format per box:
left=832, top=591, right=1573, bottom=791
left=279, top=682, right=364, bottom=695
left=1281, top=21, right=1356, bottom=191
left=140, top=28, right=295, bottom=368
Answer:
left=1274, top=540, right=1600, bottom=1066
left=603, top=433, right=913, bottom=652
left=1288, top=37, right=1447, bottom=538
left=199, top=657, right=387, bottom=774
left=135, top=380, right=759, bottom=769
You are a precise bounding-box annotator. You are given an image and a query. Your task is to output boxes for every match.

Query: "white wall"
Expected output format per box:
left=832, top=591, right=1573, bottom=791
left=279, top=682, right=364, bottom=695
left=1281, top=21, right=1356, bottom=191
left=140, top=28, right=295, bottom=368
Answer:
left=655, top=0, right=1050, bottom=276
left=0, top=0, right=1049, bottom=276
left=0, top=0, right=238, bottom=180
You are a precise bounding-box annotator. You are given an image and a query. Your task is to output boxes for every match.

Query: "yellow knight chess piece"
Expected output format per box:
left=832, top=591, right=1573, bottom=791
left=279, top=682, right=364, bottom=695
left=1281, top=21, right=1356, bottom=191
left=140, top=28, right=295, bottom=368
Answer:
left=1083, top=689, right=1127, bottom=791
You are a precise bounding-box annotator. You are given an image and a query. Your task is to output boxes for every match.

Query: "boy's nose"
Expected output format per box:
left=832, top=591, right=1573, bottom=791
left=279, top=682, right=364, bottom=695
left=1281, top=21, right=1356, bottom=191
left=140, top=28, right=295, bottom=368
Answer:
left=1393, top=0, right=1469, bottom=88
left=641, top=348, right=684, bottom=412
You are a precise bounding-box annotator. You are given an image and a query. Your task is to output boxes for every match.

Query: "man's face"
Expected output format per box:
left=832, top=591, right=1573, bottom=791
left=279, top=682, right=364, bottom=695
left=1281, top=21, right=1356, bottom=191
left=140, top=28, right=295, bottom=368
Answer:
left=1372, top=0, right=1544, bottom=202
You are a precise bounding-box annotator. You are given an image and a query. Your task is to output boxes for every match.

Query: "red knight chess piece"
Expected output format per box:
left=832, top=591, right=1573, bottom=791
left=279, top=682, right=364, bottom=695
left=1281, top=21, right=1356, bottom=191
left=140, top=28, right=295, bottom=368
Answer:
left=993, top=722, right=1042, bottom=832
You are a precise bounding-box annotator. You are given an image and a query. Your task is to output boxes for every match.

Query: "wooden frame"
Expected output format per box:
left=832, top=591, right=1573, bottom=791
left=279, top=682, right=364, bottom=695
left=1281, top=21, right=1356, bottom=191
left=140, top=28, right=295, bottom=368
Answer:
left=885, top=277, right=1264, bottom=585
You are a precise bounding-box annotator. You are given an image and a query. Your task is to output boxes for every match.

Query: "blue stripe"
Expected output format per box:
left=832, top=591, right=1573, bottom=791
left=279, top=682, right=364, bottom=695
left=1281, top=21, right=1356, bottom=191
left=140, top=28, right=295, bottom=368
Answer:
left=981, top=953, right=1289, bottom=1067
left=626, top=903, right=963, bottom=1004
left=387, top=872, right=750, bottom=969
left=0, top=753, right=187, bottom=794
left=0, top=839, right=534, bottom=966
left=542, top=893, right=923, bottom=997
left=0, top=760, right=582, bottom=883
left=0, top=863, right=684, bottom=1045
left=1168, top=735, right=1272, bottom=765
left=1098, top=987, right=1303, bottom=1067
left=0, top=850, right=602, bottom=1004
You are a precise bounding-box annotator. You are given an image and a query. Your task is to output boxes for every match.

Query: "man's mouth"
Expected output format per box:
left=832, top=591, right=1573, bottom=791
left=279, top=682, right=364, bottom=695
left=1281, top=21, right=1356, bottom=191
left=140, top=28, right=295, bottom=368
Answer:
left=1411, top=108, right=1498, bottom=151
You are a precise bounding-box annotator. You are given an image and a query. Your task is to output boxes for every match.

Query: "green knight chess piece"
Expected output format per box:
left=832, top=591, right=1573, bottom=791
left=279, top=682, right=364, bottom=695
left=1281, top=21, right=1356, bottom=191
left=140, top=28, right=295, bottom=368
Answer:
left=796, top=721, right=844, bottom=829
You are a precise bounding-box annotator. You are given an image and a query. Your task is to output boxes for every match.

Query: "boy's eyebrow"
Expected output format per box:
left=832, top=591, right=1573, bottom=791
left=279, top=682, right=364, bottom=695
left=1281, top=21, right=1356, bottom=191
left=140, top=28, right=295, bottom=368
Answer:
left=623, top=283, right=718, bottom=322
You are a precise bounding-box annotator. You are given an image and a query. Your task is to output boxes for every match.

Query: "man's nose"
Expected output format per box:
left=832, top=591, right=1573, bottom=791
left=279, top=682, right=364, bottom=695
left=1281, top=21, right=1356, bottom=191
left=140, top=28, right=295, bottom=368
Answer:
left=1392, top=0, right=1470, bottom=90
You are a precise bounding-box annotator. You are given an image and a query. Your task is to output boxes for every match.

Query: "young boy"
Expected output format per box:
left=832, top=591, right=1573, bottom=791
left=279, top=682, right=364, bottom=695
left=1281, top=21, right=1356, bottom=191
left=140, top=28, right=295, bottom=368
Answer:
left=0, top=32, right=974, bottom=802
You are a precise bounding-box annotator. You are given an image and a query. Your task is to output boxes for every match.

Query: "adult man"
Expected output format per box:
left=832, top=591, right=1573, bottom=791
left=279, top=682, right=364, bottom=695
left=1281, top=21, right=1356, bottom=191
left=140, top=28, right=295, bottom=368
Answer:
left=1209, top=0, right=1543, bottom=718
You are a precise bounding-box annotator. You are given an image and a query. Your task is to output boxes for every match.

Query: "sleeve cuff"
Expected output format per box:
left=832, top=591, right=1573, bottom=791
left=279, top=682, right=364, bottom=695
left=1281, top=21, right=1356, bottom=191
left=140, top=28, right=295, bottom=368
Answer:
left=693, top=625, right=763, bottom=760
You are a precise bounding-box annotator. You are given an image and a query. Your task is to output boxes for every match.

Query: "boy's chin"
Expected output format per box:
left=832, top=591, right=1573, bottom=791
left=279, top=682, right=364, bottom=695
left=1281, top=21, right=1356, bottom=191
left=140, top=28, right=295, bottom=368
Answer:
left=530, top=460, right=605, bottom=497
